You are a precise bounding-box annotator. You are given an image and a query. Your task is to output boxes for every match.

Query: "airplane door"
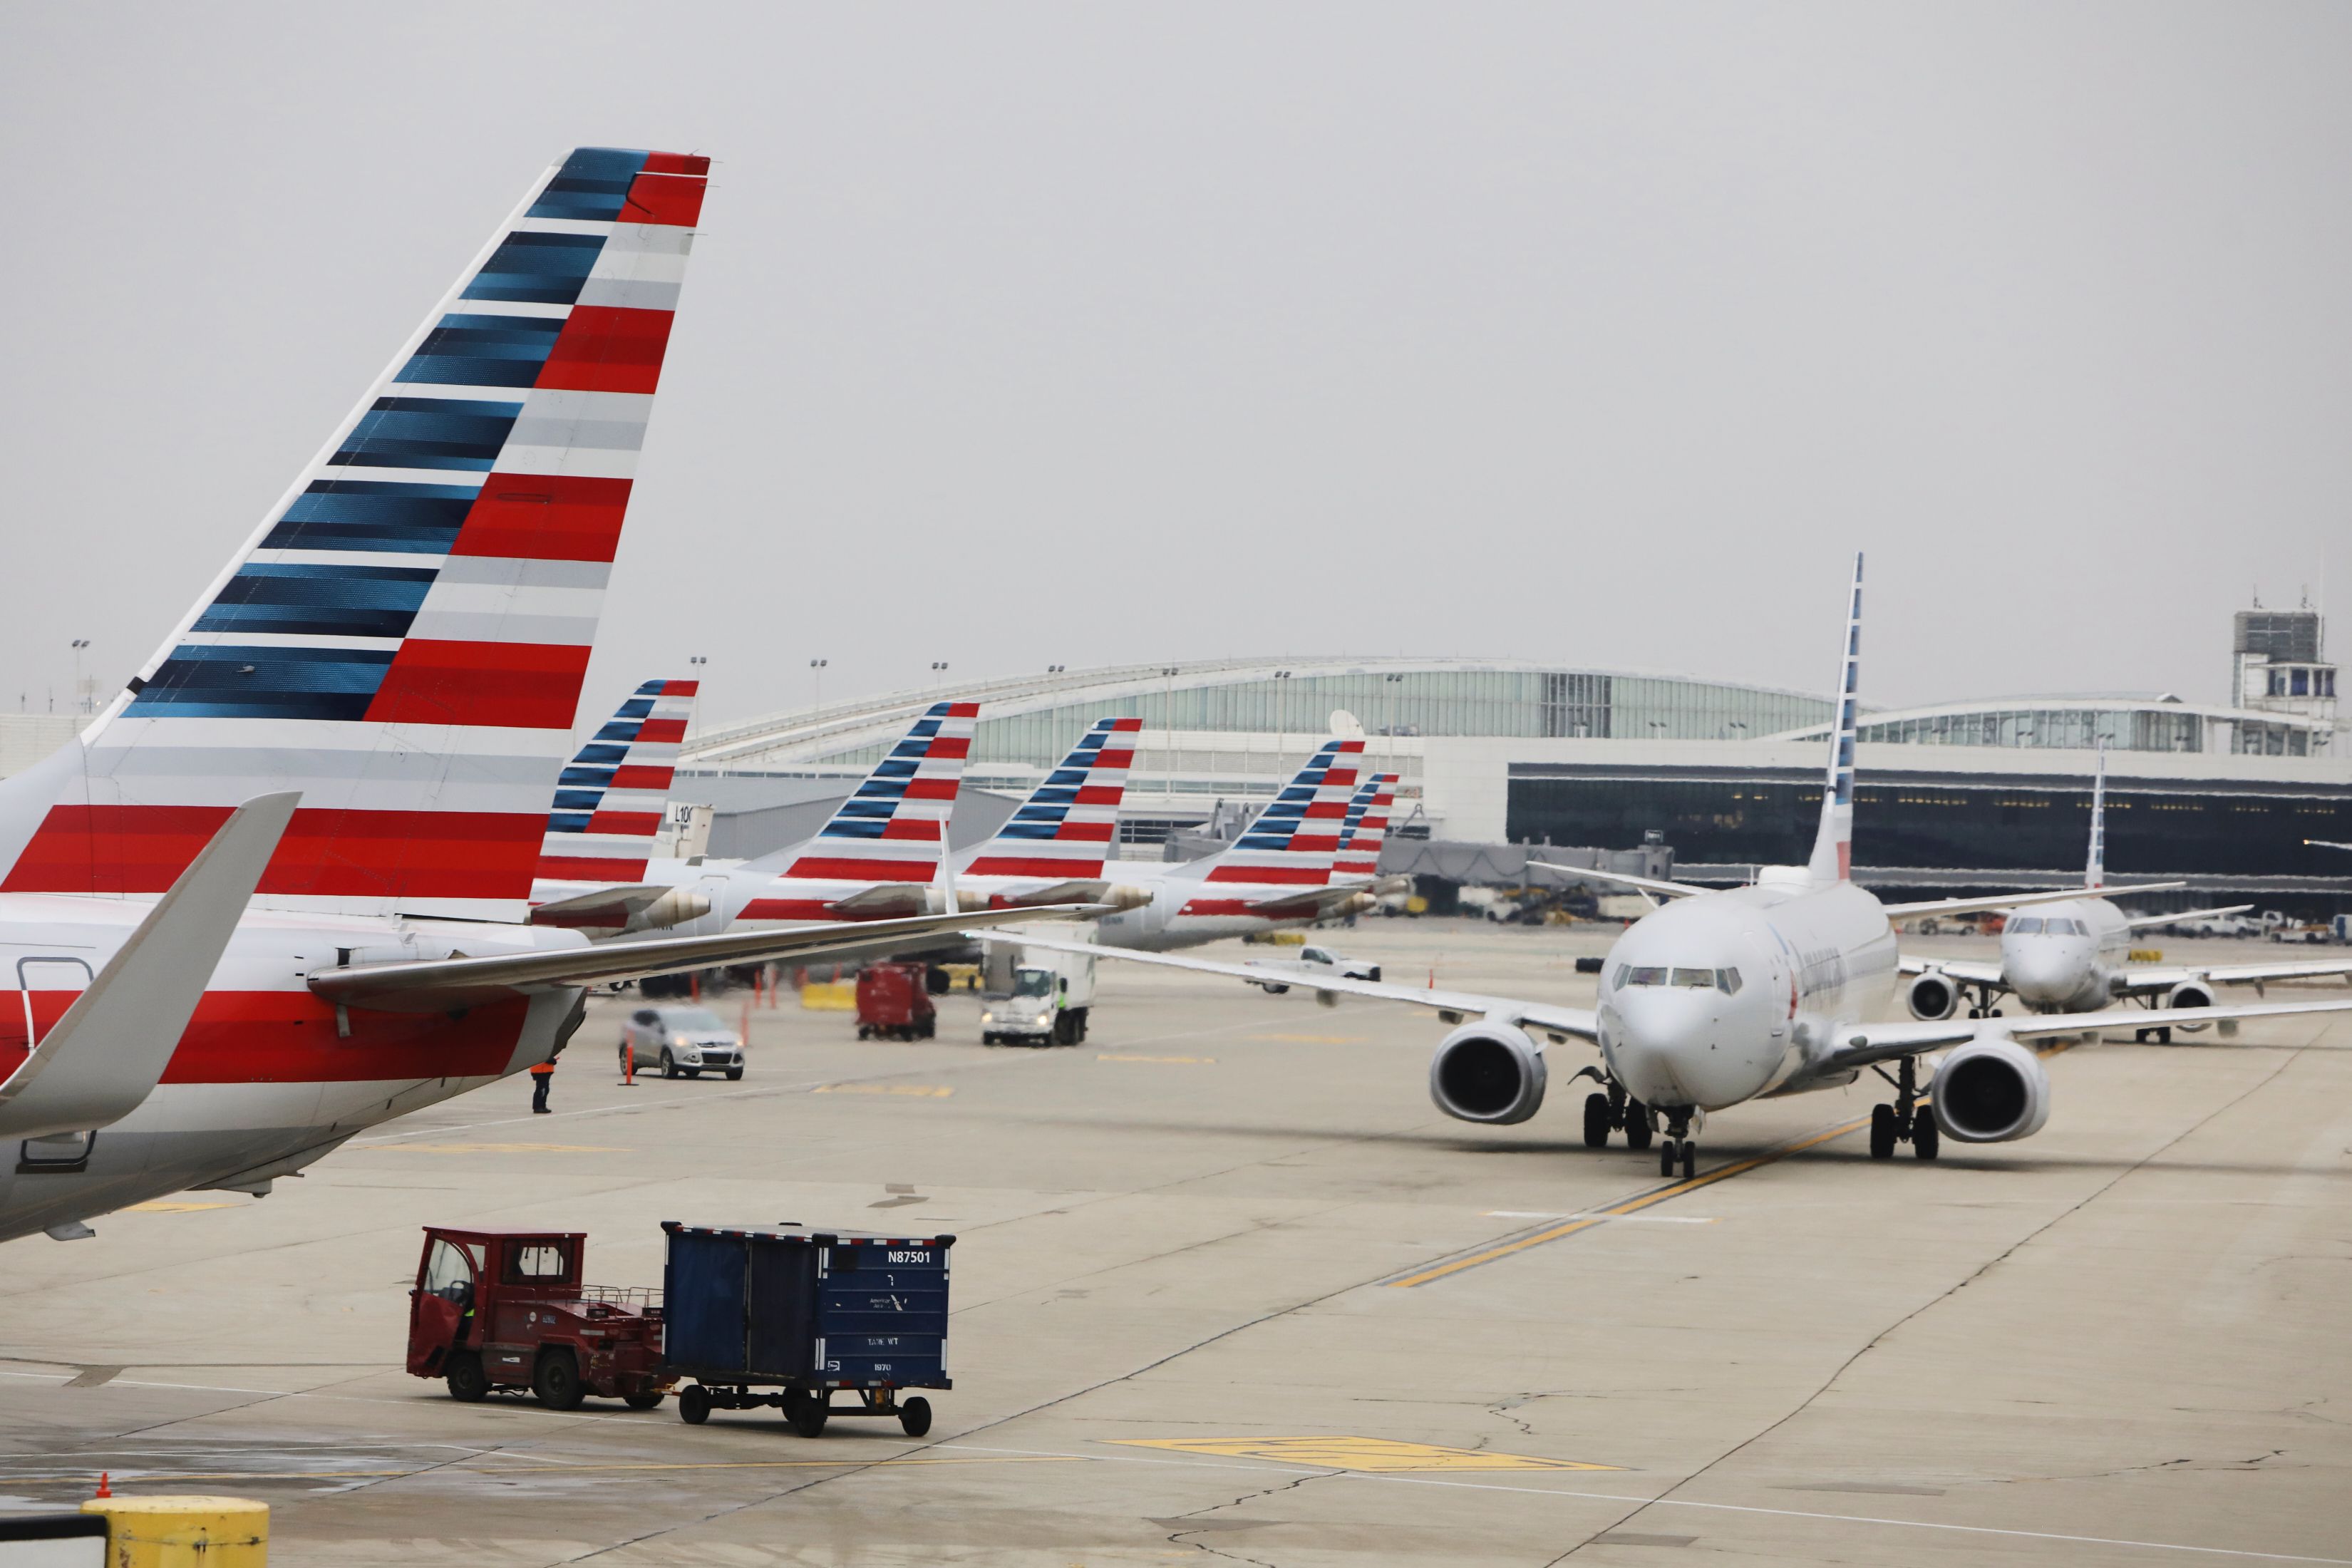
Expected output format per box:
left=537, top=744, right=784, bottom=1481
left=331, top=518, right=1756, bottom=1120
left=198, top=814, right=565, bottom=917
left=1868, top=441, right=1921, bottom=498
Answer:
left=11, top=956, right=97, bottom=1173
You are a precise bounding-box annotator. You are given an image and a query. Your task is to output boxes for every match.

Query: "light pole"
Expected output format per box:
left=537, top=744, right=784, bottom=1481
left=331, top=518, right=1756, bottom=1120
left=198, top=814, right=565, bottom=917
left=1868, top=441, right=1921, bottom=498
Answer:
left=687, top=654, right=708, bottom=743
left=930, top=661, right=949, bottom=692
left=809, top=658, right=827, bottom=713
left=1160, top=667, right=1180, bottom=803
left=70, top=640, right=90, bottom=715
left=1272, top=670, right=1293, bottom=780
left=1383, top=671, right=1403, bottom=780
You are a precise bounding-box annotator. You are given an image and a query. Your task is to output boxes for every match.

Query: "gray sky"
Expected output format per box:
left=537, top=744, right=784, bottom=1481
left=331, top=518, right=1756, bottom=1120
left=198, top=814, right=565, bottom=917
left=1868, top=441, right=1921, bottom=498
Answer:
left=4, top=3, right=2348, bottom=733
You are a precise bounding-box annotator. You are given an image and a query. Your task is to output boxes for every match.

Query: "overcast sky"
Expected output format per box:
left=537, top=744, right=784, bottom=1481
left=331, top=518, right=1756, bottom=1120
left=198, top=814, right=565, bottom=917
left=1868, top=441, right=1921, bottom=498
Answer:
left=4, top=3, right=2347, bottom=735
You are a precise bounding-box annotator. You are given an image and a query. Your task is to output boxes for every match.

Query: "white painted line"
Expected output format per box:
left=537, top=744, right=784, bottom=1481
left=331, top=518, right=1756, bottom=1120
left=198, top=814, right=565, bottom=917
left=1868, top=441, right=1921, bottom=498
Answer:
left=1482, top=1211, right=1718, bottom=1224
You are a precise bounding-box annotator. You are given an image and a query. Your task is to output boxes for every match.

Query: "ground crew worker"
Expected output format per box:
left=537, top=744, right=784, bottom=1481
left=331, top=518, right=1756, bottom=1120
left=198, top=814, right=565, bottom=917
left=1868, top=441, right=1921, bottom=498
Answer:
left=530, top=1055, right=557, bottom=1113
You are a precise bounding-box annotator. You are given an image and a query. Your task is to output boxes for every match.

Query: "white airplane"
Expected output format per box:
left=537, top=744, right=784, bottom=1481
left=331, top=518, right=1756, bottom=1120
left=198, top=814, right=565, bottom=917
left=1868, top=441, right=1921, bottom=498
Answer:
left=1900, top=746, right=2351, bottom=1038
left=1001, top=556, right=2352, bottom=1180
left=0, top=149, right=1073, bottom=1247
left=1088, top=739, right=1403, bottom=951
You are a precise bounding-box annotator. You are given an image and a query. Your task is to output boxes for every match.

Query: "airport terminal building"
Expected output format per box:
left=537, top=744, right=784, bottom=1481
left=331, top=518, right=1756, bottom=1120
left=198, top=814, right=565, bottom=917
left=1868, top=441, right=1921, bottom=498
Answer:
left=679, top=614, right=2351, bottom=912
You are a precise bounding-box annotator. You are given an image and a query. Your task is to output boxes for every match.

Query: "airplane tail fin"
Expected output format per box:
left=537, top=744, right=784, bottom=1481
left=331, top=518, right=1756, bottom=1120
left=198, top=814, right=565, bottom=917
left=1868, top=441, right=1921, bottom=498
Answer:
left=2085, top=740, right=2108, bottom=889
left=1333, top=773, right=1396, bottom=880
left=531, top=679, right=698, bottom=897
left=1198, top=739, right=1366, bottom=886
left=0, top=148, right=709, bottom=922
left=770, top=702, right=979, bottom=884
left=963, top=718, right=1142, bottom=879
left=1803, top=553, right=1864, bottom=888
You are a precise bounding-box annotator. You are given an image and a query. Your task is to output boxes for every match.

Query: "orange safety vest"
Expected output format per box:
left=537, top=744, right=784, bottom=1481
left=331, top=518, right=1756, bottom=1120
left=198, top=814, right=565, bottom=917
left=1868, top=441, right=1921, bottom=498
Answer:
left=529, top=1061, right=556, bottom=1076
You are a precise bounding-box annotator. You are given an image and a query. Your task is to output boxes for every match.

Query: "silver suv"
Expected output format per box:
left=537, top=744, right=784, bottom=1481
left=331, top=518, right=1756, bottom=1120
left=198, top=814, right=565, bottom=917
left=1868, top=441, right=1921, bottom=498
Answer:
left=621, top=1004, right=744, bottom=1080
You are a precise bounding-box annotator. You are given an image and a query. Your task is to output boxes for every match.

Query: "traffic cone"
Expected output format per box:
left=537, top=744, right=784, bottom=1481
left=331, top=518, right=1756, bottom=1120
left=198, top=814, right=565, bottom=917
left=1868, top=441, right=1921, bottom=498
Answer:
left=93, top=1472, right=110, bottom=1499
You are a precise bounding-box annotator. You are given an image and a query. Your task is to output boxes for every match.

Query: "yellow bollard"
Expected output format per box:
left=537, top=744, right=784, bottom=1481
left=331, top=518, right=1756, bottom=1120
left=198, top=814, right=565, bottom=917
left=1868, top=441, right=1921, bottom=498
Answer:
left=81, top=1496, right=267, bottom=1566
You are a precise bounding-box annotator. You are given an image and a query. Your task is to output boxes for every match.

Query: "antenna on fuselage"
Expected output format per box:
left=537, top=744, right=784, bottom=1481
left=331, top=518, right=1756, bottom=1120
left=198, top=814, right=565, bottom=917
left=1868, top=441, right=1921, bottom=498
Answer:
left=2085, top=739, right=2108, bottom=890
left=1803, top=552, right=1864, bottom=888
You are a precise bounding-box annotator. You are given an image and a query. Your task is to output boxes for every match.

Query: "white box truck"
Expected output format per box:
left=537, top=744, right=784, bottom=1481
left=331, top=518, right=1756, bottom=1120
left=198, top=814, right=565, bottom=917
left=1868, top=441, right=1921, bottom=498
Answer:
left=979, top=922, right=1098, bottom=1047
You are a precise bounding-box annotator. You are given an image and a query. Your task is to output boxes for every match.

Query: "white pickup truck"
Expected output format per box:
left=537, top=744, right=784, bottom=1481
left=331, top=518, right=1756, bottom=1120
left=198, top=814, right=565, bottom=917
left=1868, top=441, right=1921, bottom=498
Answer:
left=1246, top=944, right=1382, bottom=994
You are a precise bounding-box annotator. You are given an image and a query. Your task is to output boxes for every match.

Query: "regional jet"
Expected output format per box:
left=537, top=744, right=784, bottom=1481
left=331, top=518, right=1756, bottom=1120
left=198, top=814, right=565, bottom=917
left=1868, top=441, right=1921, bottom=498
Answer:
left=0, top=150, right=1076, bottom=1247
left=999, top=557, right=2352, bottom=1178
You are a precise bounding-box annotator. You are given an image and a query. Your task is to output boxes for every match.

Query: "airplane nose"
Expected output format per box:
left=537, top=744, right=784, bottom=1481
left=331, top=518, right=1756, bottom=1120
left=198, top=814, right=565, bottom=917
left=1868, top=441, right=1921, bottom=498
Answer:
left=2005, top=942, right=2075, bottom=1004
left=1606, top=991, right=1772, bottom=1111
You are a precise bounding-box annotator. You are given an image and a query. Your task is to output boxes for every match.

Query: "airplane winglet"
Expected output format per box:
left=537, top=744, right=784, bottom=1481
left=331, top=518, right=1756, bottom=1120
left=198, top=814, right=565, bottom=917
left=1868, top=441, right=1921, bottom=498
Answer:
left=0, top=792, right=299, bottom=1140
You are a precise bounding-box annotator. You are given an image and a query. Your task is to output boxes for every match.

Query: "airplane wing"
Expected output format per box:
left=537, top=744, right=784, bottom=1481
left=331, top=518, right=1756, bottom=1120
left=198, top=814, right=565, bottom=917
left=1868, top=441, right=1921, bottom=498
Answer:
left=1823, top=996, right=2352, bottom=1071
left=1527, top=862, right=1710, bottom=900
left=2120, top=903, right=2253, bottom=932
left=0, top=793, right=299, bottom=1140
left=981, top=934, right=1601, bottom=1042
left=1880, top=882, right=2187, bottom=920
left=824, top=883, right=937, bottom=919
left=1896, top=955, right=2004, bottom=986
left=2109, top=956, right=2352, bottom=996
left=315, top=904, right=1103, bottom=1013
left=527, top=883, right=686, bottom=930
left=966, top=878, right=1154, bottom=912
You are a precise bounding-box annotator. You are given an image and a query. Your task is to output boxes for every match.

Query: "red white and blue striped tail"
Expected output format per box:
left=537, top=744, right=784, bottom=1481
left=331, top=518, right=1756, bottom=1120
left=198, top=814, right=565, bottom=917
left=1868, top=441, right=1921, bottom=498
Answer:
left=962, top=718, right=1141, bottom=880
left=529, top=678, right=698, bottom=904
left=1202, top=738, right=1366, bottom=887
left=777, top=703, right=980, bottom=884
left=0, top=148, right=709, bottom=922
left=1332, top=772, right=1396, bottom=880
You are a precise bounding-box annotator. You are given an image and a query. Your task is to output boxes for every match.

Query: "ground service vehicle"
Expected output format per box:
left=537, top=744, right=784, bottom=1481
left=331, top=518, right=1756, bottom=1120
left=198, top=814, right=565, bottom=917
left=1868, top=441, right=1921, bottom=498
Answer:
left=856, top=962, right=938, bottom=1040
left=407, top=1227, right=669, bottom=1410
left=621, top=1005, right=746, bottom=1078
left=980, top=925, right=1096, bottom=1045
left=1248, top=943, right=1382, bottom=993
left=662, top=1223, right=953, bottom=1435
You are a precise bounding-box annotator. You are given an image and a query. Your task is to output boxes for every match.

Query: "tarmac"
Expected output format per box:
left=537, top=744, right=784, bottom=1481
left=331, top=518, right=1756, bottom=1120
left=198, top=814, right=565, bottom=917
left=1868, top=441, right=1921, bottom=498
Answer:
left=2, top=918, right=2348, bottom=1566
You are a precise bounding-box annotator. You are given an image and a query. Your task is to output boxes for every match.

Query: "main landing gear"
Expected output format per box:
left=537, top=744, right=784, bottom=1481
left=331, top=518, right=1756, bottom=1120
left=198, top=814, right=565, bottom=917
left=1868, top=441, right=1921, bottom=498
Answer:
left=1656, top=1107, right=1697, bottom=1181
left=2132, top=1026, right=2173, bottom=1043
left=1579, top=1076, right=1651, bottom=1152
left=1868, top=1054, right=1939, bottom=1161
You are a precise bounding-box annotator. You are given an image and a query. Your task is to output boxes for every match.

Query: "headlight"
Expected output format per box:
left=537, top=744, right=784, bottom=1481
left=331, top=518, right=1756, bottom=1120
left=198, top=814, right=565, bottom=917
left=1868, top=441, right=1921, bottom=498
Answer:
left=980, top=1011, right=994, bottom=1023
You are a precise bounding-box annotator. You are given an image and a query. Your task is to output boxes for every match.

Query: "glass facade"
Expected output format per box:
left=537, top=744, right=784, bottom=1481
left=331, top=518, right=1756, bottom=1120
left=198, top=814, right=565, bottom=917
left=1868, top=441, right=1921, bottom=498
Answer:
left=805, top=669, right=1832, bottom=772
left=1778, top=706, right=2318, bottom=758
left=1506, top=774, right=2352, bottom=878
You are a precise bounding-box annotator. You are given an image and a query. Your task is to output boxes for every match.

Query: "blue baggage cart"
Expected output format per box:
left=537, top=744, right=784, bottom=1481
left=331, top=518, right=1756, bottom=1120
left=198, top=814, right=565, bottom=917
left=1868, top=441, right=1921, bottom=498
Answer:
left=661, top=1222, right=954, bottom=1435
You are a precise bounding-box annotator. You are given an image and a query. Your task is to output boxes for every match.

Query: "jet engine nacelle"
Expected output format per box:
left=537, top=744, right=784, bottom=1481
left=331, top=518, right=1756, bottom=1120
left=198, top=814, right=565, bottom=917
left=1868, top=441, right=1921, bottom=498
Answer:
left=1929, top=1033, right=2051, bottom=1143
left=624, top=887, right=712, bottom=934
left=1428, top=1022, right=1547, bottom=1125
left=2163, top=979, right=2215, bottom=1031
left=1905, top=970, right=1961, bottom=1021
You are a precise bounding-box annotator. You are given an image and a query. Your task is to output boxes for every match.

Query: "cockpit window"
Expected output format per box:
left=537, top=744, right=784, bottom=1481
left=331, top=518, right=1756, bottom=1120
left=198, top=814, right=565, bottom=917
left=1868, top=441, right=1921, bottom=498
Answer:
left=1717, top=968, right=1742, bottom=994
left=1621, top=966, right=1668, bottom=988
left=1670, top=967, right=1715, bottom=989
left=2008, top=917, right=2044, bottom=935
left=2052, top=918, right=2083, bottom=936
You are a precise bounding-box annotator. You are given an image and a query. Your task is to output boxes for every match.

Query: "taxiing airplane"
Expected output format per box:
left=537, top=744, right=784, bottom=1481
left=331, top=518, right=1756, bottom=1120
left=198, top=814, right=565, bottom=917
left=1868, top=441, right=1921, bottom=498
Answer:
left=1001, top=557, right=2352, bottom=1179
left=0, top=150, right=1072, bottom=1247
left=1900, top=746, right=2349, bottom=1036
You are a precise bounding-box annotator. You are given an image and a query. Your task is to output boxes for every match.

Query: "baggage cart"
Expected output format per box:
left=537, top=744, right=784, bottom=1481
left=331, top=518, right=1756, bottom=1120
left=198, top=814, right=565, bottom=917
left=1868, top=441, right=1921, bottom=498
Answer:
left=855, top=962, right=937, bottom=1040
left=661, top=1222, right=954, bottom=1435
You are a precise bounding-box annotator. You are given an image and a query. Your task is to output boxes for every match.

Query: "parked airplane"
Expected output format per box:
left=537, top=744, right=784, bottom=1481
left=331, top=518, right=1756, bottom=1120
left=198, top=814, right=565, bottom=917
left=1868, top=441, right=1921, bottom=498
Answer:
left=1001, top=557, right=2352, bottom=1179
left=528, top=703, right=1147, bottom=937
left=1900, top=747, right=2348, bottom=1036
left=1333, top=773, right=1400, bottom=883
left=0, top=149, right=1070, bottom=1247
left=1088, top=738, right=1387, bottom=951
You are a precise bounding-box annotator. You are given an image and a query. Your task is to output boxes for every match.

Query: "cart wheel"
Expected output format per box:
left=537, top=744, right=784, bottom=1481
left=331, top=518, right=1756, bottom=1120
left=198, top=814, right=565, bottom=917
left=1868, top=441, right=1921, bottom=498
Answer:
left=898, top=1396, right=932, bottom=1437
left=785, top=1390, right=829, bottom=1438
left=624, top=1389, right=665, bottom=1410
left=444, top=1351, right=488, bottom=1403
left=659, top=1048, right=677, bottom=1079
left=857, top=1026, right=870, bottom=1040
left=726, top=1068, right=743, bottom=1080
left=678, top=1384, right=711, bottom=1425
left=532, top=1348, right=585, bottom=1411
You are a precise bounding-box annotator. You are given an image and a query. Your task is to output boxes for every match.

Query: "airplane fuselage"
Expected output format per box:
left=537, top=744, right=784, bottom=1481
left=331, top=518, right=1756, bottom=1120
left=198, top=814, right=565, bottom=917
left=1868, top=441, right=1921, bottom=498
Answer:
left=1594, top=877, right=1899, bottom=1115
left=1998, top=895, right=2130, bottom=1012
left=0, top=897, right=580, bottom=1244
left=1088, top=863, right=1334, bottom=951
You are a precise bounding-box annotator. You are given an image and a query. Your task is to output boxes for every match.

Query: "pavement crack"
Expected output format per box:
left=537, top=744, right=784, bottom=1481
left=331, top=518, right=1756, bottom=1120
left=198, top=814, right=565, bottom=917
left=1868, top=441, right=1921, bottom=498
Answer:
left=1163, top=1470, right=1319, bottom=1565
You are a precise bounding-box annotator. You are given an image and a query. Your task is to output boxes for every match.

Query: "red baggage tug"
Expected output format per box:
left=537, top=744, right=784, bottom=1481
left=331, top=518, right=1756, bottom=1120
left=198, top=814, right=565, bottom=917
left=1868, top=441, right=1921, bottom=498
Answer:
left=406, top=1226, right=671, bottom=1410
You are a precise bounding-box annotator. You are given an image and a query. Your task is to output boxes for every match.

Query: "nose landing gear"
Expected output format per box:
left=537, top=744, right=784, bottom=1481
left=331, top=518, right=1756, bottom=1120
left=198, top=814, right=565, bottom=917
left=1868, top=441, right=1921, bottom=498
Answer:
left=1578, top=1076, right=1652, bottom=1151
left=1656, top=1108, right=1697, bottom=1181
left=1868, top=1055, right=1939, bottom=1161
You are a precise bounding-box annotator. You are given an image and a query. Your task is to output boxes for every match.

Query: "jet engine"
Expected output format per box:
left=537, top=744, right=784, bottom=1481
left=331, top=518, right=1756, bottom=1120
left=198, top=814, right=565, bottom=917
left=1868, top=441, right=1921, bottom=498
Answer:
left=2162, top=979, right=2215, bottom=1031
left=1905, top=970, right=1961, bottom=1021
left=1929, top=1033, right=2051, bottom=1143
left=1428, top=1022, right=1547, bottom=1125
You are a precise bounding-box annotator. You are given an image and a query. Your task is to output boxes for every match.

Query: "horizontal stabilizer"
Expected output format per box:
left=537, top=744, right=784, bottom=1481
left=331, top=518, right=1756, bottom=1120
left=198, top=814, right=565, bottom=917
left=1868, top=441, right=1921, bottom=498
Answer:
left=1246, top=882, right=1380, bottom=920
left=0, top=793, right=299, bottom=1140
left=1527, top=862, right=1709, bottom=900
left=2121, top=903, right=2253, bottom=932
left=315, top=902, right=1100, bottom=1013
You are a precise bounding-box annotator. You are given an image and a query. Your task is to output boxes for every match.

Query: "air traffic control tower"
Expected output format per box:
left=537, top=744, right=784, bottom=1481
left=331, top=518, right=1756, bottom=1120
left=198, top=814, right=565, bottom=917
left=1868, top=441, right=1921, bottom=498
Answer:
left=2232, top=606, right=2337, bottom=752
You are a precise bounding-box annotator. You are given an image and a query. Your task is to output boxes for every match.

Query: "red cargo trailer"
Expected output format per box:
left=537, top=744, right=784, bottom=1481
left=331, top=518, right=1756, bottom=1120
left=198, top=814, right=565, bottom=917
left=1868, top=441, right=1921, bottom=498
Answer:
left=855, top=962, right=937, bottom=1040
